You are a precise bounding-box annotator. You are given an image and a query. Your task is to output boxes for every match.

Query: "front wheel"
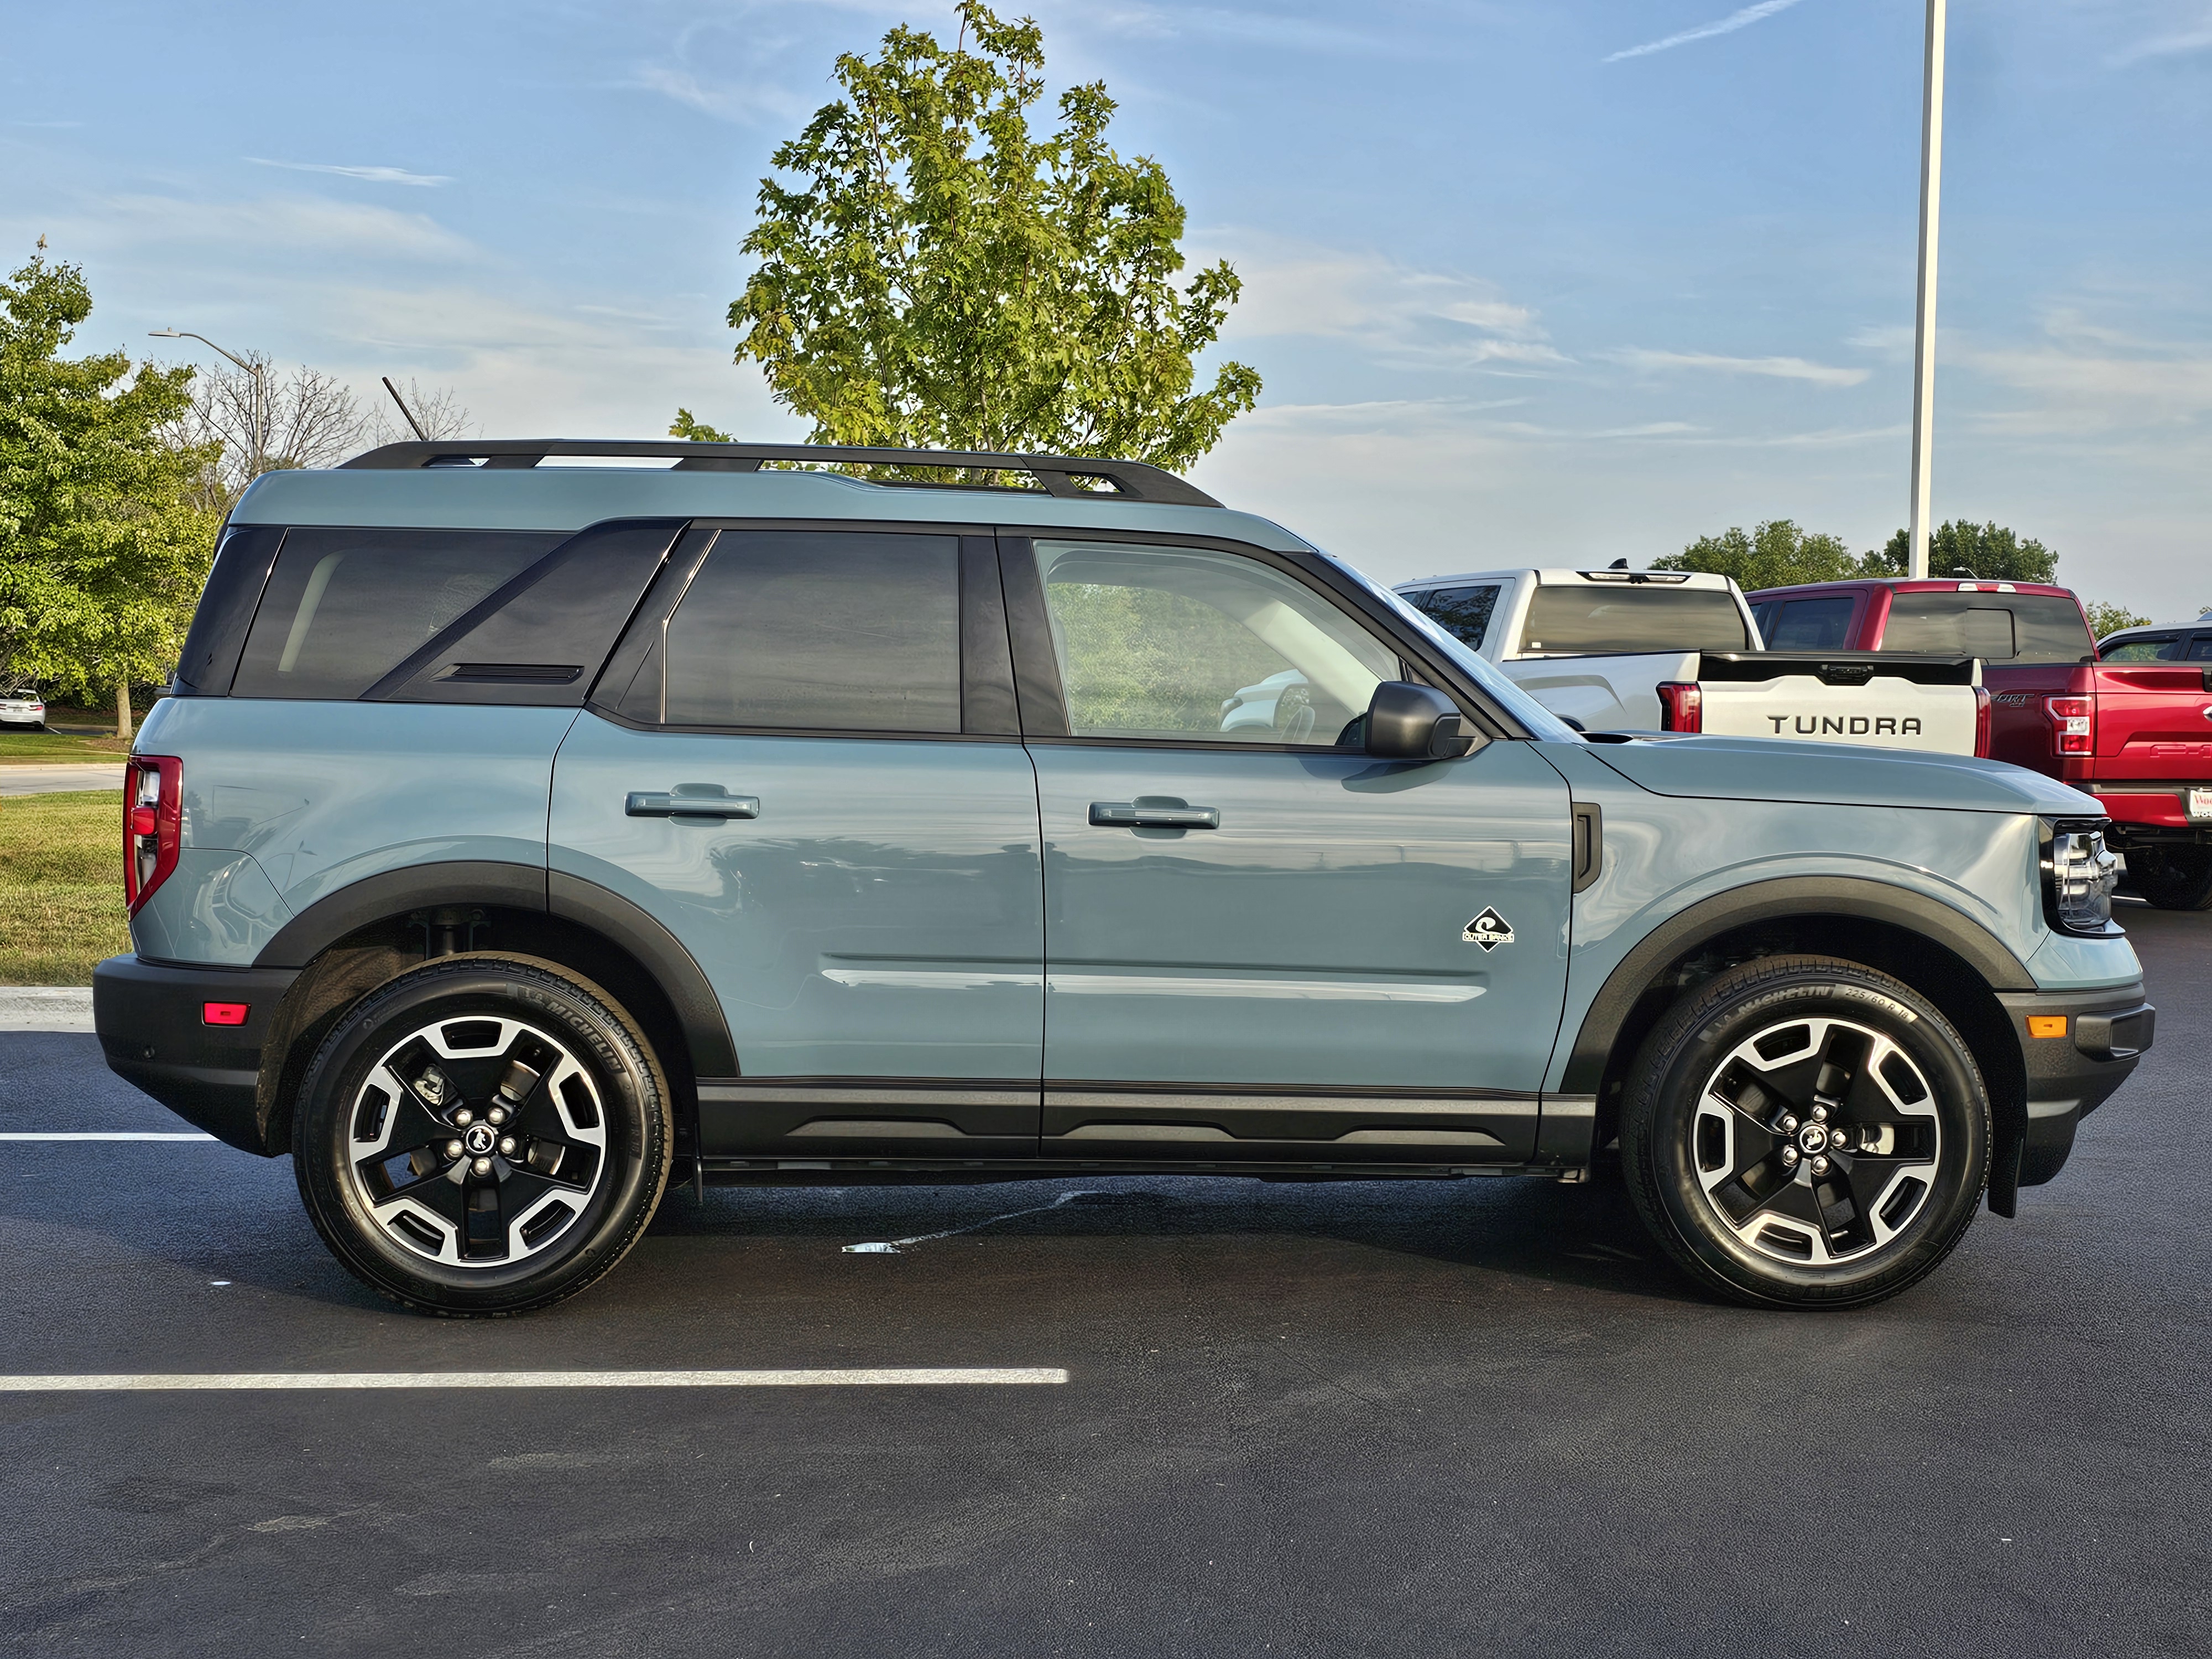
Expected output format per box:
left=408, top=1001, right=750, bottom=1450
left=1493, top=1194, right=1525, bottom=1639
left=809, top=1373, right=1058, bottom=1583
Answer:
left=1620, top=956, right=1989, bottom=1309
left=293, top=954, right=671, bottom=1316
left=2126, top=844, right=2212, bottom=911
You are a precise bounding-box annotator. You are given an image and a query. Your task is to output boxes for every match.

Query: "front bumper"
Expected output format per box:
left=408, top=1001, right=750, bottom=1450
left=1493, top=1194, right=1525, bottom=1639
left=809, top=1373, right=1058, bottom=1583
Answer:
left=1988, top=980, right=2153, bottom=1213
left=92, top=954, right=301, bottom=1155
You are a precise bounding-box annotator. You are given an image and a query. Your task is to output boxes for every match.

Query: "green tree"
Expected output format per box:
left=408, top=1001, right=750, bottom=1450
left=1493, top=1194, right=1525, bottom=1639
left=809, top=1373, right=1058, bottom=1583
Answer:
left=2081, top=601, right=2151, bottom=640
left=675, top=2, right=1259, bottom=473
left=1655, top=520, right=1863, bottom=592
left=1866, top=520, right=2058, bottom=583
left=0, top=252, right=221, bottom=729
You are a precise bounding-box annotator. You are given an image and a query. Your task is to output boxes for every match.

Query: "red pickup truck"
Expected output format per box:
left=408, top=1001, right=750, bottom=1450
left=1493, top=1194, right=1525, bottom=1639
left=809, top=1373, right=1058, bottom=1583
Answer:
left=1748, top=578, right=2212, bottom=910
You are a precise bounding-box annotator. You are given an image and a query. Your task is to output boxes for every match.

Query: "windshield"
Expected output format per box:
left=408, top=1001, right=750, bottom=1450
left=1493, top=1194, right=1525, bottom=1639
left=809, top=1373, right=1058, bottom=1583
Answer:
left=1520, top=584, right=1750, bottom=654
left=1319, top=555, right=1583, bottom=742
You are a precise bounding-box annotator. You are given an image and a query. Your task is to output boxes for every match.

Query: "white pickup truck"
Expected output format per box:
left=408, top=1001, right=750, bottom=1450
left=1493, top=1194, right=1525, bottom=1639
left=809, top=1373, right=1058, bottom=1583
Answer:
left=1373, top=565, right=1989, bottom=753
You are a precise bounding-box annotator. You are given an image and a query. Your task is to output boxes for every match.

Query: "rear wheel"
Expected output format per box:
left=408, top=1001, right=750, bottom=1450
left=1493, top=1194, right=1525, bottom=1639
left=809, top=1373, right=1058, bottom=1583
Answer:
left=293, top=954, right=671, bottom=1316
left=1620, top=956, right=1989, bottom=1309
left=2127, top=844, right=2212, bottom=911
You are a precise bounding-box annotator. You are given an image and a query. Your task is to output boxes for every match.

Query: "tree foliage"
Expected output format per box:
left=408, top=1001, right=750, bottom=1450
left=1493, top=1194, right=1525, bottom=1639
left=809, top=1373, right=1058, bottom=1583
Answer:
left=2081, top=600, right=2151, bottom=640
left=678, top=1, right=1259, bottom=471
left=1654, top=520, right=1864, bottom=592
left=1866, top=520, right=2058, bottom=584
left=0, top=254, right=221, bottom=699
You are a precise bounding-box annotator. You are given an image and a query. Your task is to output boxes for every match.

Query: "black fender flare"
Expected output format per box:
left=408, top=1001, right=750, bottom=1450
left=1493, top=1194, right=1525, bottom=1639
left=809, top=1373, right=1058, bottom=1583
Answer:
left=1558, top=875, right=2037, bottom=1095
left=252, top=859, right=737, bottom=1079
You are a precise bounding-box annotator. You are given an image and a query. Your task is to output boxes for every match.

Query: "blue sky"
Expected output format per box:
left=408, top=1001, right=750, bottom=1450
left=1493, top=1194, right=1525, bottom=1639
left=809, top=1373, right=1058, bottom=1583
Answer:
left=5, top=1, right=2208, bottom=617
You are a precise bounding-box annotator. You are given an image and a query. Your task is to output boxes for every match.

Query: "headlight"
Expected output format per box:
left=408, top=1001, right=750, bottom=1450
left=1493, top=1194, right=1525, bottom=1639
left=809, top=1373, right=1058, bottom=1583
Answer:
left=2039, top=818, right=2119, bottom=935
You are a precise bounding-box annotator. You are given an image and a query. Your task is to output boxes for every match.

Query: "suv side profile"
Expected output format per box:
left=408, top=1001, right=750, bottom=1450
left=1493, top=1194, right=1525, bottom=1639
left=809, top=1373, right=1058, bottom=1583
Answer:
left=96, top=441, right=2154, bottom=1315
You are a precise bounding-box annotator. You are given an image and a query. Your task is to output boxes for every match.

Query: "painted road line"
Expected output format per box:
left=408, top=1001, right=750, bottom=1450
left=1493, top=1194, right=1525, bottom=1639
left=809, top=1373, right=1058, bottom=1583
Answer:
left=0, top=1369, right=1070, bottom=1390
left=0, top=1133, right=218, bottom=1141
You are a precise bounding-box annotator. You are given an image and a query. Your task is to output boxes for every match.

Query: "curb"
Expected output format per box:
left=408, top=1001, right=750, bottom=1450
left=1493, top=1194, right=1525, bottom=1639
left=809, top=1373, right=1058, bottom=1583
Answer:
left=0, top=988, right=95, bottom=1032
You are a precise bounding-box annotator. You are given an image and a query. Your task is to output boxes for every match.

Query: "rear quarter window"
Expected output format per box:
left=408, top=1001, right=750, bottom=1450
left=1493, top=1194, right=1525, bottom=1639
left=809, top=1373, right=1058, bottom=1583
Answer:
left=231, top=529, right=565, bottom=699
left=1519, top=586, right=1749, bottom=653
left=1403, top=584, right=1501, bottom=651
left=1766, top=596, right=1856, bottom=650
left=2099, top=634, right=2179, bottom=662
left=1880, top=592, right=2094, bottom=664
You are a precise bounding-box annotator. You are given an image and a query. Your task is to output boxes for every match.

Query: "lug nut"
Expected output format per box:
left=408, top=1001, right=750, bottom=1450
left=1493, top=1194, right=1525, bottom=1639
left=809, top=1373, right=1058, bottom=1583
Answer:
left=1811, top=1104, right=1828, bottom=1123
left=1811, top=1155, right=1830, bottom=1176
left=498, top=1136, right=517, bottom=1156
left=445, top=1139, right=463, bottom=1159
left=1781, top=1145, right=1800, bottom=1167
left=487, top=1107, right=507, bottom=1126
left=471, top=1155, right=493, bottom=1177
left=1779, top=1114, right=1799, bottom=1134
left=453, top=1108, right=474, bottom=1128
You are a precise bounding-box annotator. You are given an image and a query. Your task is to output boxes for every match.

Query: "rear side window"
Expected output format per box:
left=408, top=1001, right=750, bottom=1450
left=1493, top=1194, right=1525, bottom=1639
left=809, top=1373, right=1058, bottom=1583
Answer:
left=2100, top=634, right=2180, bottom=662
left=232, top=529, right=564, bottom=699
left=1404, top=585, right=1501, bottom=651
left=1519, top=586, right=1750, bottom=654
left=2189, top=636, right=2212, bottom=661
left=661, top=531, right=961, bottom=732
left=1766, top=596, right=1856, bottom=650
left=1880, top=593, right=2094, bottom=664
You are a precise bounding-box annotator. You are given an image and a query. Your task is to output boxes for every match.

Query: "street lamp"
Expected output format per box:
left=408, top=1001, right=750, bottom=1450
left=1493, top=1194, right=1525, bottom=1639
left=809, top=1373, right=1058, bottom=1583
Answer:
left=149, top=328, right=265, bottom=483
left=1907, top=0, right=1947, bottom=581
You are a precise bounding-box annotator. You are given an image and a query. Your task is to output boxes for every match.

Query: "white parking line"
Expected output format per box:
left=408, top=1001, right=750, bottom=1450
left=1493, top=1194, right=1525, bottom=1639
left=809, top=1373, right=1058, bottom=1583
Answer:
left=0, top=1132, right=218, bottom=1141
left=0, top=1369, right=1068, bottom=1390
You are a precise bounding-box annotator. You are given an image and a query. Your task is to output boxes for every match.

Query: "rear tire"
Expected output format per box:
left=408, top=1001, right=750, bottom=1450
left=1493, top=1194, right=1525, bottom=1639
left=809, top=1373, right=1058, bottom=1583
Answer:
left=1620, top=956, right=1989, bottom=1309
left=293, top=954, right=671, bottom=1316
left=2127, top=845, right=2212, bottom=911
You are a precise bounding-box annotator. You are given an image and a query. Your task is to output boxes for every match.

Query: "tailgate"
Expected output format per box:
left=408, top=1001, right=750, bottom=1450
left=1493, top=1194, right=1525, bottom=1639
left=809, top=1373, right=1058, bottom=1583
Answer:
left=1693, top=652, right=1983, bottom=754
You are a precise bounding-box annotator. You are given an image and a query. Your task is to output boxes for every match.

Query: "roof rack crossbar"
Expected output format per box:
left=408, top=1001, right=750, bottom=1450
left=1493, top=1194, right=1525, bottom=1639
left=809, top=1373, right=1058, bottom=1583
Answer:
left=338, top=440, right=1220, bottom=507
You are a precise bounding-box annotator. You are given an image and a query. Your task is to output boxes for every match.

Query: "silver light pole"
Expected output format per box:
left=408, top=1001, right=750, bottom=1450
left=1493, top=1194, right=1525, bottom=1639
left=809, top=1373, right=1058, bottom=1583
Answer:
left=1907, top=0, right=1947, bottom=580
left=149, top=329, right=266, bottom=484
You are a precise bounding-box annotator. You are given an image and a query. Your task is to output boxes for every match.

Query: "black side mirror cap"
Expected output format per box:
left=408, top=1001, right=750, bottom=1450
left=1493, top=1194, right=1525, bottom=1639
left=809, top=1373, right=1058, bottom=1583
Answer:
left=1365, top=681, right=1478, bottom=761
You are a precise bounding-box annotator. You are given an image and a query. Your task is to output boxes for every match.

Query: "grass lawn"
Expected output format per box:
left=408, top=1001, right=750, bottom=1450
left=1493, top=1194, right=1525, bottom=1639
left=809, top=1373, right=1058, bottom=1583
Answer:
left=0, top=727, right=135, bottom=764
left=0, top=790, right=128, bottom=985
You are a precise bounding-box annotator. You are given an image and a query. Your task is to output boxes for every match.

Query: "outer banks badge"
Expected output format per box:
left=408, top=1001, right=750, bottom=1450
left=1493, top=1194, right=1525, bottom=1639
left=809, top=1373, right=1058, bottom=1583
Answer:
left=1463, top=907, right=1515, bottom=951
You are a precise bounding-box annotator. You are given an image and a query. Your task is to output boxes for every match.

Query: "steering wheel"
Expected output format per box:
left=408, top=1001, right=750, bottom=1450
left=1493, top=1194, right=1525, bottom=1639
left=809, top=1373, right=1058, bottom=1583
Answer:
left=1274, top=682, right=1317, bottom=743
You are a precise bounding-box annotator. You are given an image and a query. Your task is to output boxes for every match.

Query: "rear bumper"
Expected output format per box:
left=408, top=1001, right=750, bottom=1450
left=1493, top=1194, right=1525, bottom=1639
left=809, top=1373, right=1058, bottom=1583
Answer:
left=92, top=954, right=300, bottom=1155
left=1989, top=981, right=2153, bottom=1212
left=2093, top=788, right=2210, bottom=838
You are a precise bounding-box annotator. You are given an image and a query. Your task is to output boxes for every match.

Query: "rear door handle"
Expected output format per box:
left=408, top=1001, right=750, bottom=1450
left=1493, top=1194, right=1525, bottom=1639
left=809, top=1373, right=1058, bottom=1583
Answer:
left=1089, top=800, right=1221, bottom=829
left=627, top=788, right=760, bottom=820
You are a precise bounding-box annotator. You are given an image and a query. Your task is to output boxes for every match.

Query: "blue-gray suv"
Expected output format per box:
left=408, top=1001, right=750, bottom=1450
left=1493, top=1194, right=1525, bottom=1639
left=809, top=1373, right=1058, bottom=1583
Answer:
left=93, top=440, right=2155, bottom=1314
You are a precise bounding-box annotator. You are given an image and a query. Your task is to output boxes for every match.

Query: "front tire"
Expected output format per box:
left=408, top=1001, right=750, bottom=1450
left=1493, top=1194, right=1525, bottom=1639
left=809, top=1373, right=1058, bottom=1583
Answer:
left=293, top=954, right=671, bottom=1316
left=1620, top=956, right=1989, bottom=1309
left=2127, top=845, right=2212, bottom=911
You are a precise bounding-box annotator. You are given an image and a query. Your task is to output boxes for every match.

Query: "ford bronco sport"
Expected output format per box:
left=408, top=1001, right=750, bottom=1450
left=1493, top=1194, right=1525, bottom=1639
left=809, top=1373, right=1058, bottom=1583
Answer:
left=95, top=440, right=2154, bottom=1314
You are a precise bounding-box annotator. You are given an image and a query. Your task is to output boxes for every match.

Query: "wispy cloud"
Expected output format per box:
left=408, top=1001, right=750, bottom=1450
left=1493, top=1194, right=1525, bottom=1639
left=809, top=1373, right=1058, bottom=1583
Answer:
left=1605, top=0, right=1812, bottom=64
left=249, top=158, right=450, bottom=187
left=2109, top=17, right=2212, bottom=66
left=1606, top=347, right=1869, bottom=386
left=624, top=63, right=812, bottom=124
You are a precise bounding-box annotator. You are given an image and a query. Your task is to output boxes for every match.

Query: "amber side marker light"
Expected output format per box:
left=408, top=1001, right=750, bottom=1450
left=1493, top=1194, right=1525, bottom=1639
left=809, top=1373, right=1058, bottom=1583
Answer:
left=2027, top=1015, right=2068, bottom=1039
left=201, top=1003, right=250, bottom=1027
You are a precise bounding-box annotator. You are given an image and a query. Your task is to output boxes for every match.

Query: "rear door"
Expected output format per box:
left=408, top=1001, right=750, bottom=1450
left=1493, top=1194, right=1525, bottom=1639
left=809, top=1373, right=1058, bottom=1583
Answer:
left=549, top=527, right=1044, bottom=1161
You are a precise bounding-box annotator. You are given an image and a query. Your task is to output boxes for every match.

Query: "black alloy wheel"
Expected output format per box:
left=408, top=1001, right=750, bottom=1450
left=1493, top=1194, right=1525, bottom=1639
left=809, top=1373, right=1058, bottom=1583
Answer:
left=1620, top=956, right=1990, bottom=1309
left=2127, top=845, right=2212, bottom=911
left=293, top=955, right=671, bottom=1316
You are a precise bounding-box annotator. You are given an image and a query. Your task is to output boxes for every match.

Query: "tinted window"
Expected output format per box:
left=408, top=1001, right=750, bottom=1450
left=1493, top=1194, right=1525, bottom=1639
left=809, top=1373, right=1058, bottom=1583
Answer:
left=2188, top=636, right=2212, bottom=661
left=1518, top=586, right=1750, bottom=654
left=233, top=529, right=564, bottom=699
left=1035, top=540, right=1397, bottom=745
left=662, top=532, right=961, bottom=732
left=1880, top=592, right=2094, bottom=663
left=2100, top=634, right=2180, bottom=662
left=1404, top=584, right=1501, bottom=651
left=1766, top=596, right=1856, bottom=651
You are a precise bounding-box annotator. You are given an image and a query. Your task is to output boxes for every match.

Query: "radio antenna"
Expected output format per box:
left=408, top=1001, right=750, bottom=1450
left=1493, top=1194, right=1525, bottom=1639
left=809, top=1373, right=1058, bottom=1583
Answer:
left=381, top=375, right=430, bottom=441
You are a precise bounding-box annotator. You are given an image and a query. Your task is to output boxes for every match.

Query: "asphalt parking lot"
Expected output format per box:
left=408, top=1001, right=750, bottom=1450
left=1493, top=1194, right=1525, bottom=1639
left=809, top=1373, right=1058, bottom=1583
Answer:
left=2, top=905, right=2204, bottom=1658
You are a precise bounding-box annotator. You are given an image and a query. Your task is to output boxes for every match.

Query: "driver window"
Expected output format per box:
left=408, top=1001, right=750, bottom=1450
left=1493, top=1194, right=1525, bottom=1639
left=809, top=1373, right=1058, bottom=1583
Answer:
left=1033, top=540, right=1399, bottom=745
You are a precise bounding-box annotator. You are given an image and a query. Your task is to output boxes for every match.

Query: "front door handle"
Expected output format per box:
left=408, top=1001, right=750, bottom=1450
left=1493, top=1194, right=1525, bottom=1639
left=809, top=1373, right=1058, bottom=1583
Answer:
left=1090, top=800, right=1221, bottom=830
left=627, top=788, right=760, bottom=820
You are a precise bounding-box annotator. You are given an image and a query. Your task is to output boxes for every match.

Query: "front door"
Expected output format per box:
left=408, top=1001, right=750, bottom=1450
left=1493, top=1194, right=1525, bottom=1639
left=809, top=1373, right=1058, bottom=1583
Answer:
left=1013, top=536, right=1572, bottom=1164
left=550, top=529, right=1042, bottom=1161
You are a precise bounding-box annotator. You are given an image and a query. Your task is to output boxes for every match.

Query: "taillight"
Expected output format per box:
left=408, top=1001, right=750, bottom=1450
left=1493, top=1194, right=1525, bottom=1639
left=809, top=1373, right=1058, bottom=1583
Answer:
left=1657, top=682, right=1703, bottom=733
left=1973, top=686, right=1992, bottom=757
left=2045, top=695, right=2094, bottom=757
left=123, top=755, right=182, bottom=915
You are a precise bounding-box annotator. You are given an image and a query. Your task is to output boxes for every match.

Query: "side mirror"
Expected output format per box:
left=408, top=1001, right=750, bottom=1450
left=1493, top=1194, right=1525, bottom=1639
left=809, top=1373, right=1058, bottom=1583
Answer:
left=1365, top=681, right=1477, bottom=761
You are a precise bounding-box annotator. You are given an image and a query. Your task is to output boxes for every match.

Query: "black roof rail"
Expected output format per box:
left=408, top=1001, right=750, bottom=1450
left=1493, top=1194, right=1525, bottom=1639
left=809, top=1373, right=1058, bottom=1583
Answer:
left=338, top=439, right=1221, bottom=508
